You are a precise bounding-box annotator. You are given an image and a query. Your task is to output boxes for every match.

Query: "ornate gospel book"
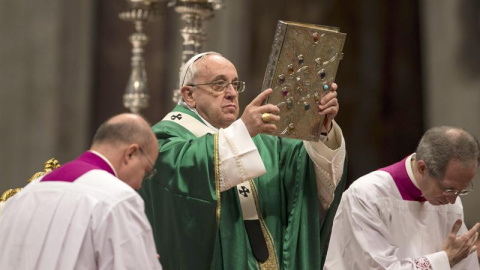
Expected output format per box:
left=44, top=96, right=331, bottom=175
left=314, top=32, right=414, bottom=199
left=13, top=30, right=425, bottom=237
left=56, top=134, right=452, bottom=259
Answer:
left=262, top=21, right=346, bottom=141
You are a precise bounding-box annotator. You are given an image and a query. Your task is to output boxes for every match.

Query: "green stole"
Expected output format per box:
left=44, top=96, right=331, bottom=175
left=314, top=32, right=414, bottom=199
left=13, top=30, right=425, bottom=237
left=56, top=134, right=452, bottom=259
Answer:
left=139, top=105, right=347, bottom=270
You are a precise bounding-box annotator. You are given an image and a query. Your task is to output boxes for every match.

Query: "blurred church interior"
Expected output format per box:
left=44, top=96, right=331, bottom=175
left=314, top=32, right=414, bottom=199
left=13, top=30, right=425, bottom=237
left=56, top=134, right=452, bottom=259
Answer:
left=1, top=0, right=479, bottom=227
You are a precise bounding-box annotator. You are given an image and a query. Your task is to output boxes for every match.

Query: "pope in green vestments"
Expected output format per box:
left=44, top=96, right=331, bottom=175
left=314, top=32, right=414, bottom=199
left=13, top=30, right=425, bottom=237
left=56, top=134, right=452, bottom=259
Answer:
left=139, top=52, right=347, bottom=270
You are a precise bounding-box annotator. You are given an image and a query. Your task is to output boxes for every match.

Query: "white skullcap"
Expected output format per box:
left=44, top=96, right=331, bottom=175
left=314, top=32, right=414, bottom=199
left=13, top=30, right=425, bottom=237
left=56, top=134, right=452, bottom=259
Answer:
left=178, top=51, right=221, bottom=87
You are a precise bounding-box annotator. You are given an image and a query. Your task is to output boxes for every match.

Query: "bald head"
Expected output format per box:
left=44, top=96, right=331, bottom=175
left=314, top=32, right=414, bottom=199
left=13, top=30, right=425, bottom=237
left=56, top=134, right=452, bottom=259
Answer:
left=90, top=113, right=159, bottom=189
left=91, top=113, right=155, bottom=150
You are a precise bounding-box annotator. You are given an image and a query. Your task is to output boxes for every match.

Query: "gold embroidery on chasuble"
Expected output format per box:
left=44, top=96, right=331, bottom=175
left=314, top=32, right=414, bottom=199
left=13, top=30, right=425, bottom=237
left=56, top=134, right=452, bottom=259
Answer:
left=250, top=180, right=279, bottom=270
left=214, top=133, right=221, bottom=226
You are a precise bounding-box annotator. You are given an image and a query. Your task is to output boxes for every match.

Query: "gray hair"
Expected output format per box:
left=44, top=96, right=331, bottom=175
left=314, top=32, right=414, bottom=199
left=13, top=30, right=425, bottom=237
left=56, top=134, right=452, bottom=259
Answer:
left=416, top=126, right=480, bottom=178
left=179, top=51, right=223, bottom=87
left=92, top=114, right=153, bottom=149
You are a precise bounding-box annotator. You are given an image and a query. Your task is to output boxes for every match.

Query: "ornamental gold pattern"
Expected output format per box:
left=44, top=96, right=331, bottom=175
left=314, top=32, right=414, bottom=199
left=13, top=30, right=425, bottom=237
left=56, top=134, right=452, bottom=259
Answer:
left=0, top=158, right=61, bottom=202
left=250, top=180, right=279, bottom=270
left=262, top=21, right=346, bottom=141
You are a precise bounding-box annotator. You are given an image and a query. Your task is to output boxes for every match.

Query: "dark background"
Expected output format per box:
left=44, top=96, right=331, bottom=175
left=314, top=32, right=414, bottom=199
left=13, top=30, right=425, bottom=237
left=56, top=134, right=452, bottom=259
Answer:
left=94, top=0, right=424, bottom=183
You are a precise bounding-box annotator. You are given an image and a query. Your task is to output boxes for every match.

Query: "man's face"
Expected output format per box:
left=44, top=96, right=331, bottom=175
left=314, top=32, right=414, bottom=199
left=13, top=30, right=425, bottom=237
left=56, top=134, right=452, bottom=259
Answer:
left=188, top=55, right=240, bottom=128
left=419, top=159, right=476, bottom=205
left=119, top=140, right=159, bottom=190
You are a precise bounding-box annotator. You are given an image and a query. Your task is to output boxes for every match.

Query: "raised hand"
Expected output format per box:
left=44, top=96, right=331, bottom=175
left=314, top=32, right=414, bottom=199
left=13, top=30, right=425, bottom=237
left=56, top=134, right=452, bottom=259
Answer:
left=442, top=219, right=480, bottom=267
left=241, top=88, right=280, bottom=137
left=318, top=83, right=339, bottom=133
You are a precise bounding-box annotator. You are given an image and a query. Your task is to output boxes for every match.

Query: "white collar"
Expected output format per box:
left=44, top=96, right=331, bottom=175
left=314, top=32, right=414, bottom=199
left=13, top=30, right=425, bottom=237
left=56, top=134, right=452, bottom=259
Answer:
left=405, top=153, right=420, bottom=189
left=178, top=99, right=219, bottom=132
left=88, top=150, right=118, bottom=177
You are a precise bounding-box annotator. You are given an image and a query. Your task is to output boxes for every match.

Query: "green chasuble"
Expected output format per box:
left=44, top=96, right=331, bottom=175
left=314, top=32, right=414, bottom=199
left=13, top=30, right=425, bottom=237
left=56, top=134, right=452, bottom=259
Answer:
left=139, top=105, right=347, bottom=270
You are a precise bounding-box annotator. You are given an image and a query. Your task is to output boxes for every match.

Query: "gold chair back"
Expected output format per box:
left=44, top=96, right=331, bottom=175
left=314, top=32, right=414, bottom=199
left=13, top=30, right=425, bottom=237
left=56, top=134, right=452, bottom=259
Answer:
left=0, top=158, right=61, bottom=203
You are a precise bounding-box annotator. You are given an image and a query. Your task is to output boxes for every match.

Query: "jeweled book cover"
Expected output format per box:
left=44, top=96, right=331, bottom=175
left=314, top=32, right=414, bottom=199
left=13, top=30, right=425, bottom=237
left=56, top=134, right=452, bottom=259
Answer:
left=262, top=21, right=346, bottom=141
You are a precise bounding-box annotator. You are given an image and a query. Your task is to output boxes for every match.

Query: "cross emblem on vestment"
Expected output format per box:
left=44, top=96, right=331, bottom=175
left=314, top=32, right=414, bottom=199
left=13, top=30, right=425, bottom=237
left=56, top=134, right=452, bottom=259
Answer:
left=239, top=186, right=250, bottom=197
left=171, top=114, right=182, bottom=120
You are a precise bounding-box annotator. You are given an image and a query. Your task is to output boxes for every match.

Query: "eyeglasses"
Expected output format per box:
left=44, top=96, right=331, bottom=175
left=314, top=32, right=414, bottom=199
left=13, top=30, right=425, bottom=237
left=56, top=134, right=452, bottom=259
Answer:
left=139, top=147, right=157, bottom=180
left=189, top=80, right=246, bottom=94
left=439, top=181, right=474, bottom=196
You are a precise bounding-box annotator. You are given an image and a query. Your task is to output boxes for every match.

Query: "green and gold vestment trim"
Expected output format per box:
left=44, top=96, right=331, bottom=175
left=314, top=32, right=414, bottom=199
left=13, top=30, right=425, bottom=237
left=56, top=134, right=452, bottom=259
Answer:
left=214, top=133, right=221, bottom=227
left=250, top=180, right=279, bottom=270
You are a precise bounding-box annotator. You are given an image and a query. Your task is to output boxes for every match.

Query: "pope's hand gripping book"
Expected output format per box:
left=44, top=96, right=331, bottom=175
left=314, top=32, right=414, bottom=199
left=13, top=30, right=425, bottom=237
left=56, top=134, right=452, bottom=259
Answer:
left=262, top=20, right=346, bottom=141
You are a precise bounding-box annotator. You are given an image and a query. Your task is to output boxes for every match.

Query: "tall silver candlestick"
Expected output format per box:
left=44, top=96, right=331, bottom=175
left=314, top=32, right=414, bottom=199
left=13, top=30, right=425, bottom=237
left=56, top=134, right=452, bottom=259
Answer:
left=120, top=0, right=161, bottom=114
left=168, top=0, right=223, bottom=103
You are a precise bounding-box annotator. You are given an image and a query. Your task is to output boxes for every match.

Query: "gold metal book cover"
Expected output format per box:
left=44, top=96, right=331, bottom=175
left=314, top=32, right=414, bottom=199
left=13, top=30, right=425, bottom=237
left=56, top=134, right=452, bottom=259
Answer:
left=262, top=20, right=346, bottom=141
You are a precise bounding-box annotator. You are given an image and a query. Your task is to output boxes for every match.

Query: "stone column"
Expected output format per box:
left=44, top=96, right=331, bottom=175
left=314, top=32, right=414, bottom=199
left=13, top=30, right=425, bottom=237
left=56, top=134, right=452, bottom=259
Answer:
left=0, top=0, right=94, bottom=191
left=421, top=0, right=480, bottom=227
